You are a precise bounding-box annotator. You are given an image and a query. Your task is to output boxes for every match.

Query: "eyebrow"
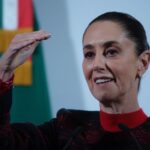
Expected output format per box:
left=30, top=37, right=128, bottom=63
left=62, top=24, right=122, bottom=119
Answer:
left=83, top=44, right=94, bottom=51
left=103, top=41, right=119, bottom=48
left=83, top=40, right=119, bottom=50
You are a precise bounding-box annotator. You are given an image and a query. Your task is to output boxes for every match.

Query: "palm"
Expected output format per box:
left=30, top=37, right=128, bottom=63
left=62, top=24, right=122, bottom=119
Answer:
left=0, top=30, right=50, bottom=72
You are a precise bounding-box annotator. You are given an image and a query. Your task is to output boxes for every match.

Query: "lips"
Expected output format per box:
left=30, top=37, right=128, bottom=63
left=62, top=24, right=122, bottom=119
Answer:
left=94, top=77, right=115, bottom=84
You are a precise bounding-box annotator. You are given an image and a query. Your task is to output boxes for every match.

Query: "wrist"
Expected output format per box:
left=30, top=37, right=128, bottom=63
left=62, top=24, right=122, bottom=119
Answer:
left=0, top=74, right=14, bottom=96
left=0, top=70, right=13, bottom=82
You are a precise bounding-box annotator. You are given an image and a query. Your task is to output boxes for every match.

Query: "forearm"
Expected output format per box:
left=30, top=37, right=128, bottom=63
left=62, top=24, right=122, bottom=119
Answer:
left=0, top=87, right=57, bottom=150
left=0, top=80, right=13, bottom=150
left=0, top=76, right=13, bottom=124
left=0, top=78, right=55, bottom=150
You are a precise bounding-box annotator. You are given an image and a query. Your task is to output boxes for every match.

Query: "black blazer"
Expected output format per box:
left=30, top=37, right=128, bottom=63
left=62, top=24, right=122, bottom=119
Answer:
left=1, top=88, right=150, bottom=150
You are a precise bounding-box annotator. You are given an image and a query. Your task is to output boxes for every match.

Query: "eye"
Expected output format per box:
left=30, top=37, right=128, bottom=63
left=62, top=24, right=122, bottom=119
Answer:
left=84, top=51, right=95, bottom=59
left=104, top=48, right=119, bottom=57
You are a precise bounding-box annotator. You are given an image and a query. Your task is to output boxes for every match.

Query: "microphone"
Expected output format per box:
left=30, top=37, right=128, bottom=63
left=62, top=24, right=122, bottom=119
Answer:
left=63, top=126, right=83, bottom=150
left=118, top=124, right=143, bottom=150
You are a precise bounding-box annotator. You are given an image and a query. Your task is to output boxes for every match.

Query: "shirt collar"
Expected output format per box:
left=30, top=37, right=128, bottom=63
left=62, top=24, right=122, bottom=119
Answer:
left=100, top=108, right=148, bottom=132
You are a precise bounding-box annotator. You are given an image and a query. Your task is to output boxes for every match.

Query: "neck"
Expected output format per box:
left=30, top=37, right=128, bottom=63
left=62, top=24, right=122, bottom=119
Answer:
left=100, top=101, right=140, bottom=114
left=100, top=93, right=140, bottom=114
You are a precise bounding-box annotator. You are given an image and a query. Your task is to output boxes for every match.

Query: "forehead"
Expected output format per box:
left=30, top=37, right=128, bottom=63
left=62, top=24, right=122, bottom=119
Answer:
left=83, top=21, right=128, bottom=46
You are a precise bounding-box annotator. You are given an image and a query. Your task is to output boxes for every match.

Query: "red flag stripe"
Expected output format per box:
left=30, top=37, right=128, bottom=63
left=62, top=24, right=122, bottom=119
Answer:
left=18, top=0, right=33, bottom=28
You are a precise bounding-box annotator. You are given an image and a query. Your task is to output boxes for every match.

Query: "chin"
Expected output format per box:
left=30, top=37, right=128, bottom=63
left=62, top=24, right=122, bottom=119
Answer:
left=94, top=93, right=117, bottom=104
left=91, top=87, right=120, bottom=102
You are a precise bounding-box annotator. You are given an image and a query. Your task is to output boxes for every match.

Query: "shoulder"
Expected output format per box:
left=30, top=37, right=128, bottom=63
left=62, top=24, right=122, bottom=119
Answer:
left=55, top=109, right=102, bottom=147
left=56, top=108, right=100, bottom=128
left=57, top=108, right=99, bottom=116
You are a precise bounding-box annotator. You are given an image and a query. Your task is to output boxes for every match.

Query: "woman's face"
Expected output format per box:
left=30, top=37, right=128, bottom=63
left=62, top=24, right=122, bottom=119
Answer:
left=82, top=21, right=140, bottom=104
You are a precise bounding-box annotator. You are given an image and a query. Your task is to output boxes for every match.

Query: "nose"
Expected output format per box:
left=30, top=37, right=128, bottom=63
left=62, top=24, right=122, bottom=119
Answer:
left=93, top=53, right=106, bottom=72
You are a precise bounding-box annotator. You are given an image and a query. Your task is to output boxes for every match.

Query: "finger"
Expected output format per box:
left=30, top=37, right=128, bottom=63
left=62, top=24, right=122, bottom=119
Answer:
left=8, top=38, right=36, bottom=51
left=18, top=30, right=51, bottom=40
left=34, top=30, right=51, bottom=41
left=11, top=41, right=39, bottom=69
left=12, top=31, right=51, bottom=45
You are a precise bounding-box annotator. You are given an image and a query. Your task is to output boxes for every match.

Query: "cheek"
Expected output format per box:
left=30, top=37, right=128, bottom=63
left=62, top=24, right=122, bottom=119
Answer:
left=82, top=60, right=93, bottom=80
left=108, top=60, right=137, bottom=87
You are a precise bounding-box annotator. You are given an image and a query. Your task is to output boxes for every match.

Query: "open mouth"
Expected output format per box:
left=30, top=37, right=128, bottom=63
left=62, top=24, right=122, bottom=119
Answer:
left=94, top=78, right=114, bottom=84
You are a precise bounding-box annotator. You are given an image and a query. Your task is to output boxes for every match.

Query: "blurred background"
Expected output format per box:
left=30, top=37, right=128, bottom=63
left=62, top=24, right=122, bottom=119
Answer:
left=1, top=0, right=150, bottom=124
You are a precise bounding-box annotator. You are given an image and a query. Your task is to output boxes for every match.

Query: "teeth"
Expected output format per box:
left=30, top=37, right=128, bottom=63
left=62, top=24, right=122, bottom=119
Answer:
left=95, top=78, right=113, bottom=84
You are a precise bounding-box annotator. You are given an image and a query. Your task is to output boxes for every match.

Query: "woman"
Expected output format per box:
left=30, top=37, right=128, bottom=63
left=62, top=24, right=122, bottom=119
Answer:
left=0, top=11, right=150, bottom=150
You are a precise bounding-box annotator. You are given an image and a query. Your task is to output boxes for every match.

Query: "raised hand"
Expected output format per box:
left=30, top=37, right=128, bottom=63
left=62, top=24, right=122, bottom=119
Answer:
left=0, top=30, right=51, bottom=81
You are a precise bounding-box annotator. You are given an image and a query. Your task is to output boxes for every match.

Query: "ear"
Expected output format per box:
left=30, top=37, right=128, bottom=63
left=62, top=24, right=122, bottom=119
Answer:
left=137, top=50, right=150, bottom=77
